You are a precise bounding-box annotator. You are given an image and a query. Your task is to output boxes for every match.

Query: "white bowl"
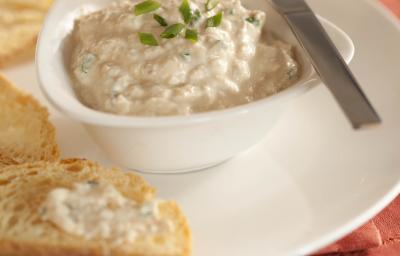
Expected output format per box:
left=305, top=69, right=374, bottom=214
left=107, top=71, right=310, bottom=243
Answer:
left=36, top=0, right=354, bottom=173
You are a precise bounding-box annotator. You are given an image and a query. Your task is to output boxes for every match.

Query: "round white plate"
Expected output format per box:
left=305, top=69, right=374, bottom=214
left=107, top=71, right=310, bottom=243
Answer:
left=3, top=0, right=400, bottom=255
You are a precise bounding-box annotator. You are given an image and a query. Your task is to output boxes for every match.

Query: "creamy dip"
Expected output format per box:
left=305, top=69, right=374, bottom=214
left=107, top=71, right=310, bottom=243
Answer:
left=40, top=181, right=170, bottom=244
left=70, top=0, right=299, bottom=116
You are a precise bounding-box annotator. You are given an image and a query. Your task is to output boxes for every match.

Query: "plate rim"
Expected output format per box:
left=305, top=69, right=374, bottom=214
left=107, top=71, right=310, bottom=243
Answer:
left=292, top=0, right=400, bottom=254
left=294, top=181, right=400, bottom=255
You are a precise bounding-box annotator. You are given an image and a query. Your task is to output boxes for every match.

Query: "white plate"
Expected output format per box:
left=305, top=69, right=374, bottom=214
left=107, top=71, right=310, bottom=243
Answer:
left=3, top=0, right=400, bottom=255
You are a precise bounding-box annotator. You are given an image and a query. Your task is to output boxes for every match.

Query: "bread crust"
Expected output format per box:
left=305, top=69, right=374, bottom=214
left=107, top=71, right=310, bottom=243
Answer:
left=0, top=34, right=37, bottom=68
left=0, top=154, right=18, bottom=168
left=0, top=0, right=52, bottom=68
left=0, top=159, right=191, bottom=256
left=0, top=74, right=59, bottom=166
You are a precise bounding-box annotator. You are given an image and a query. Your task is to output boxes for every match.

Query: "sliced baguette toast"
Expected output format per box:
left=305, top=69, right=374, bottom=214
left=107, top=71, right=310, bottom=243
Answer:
left=0, top=159, right=191, bottom=256
left=0, top=74, right=59, bottom=167
left=0, top=155, right=18, bottom=167
left=0, top=0, right=53, bottom=67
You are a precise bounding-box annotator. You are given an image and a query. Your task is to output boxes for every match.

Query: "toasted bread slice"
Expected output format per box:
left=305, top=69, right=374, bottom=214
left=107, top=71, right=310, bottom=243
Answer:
left=0, top=0, right=53, bottom=11
left=0, top=0, right=52, bottom=67
left=0, top=75, right=59, bottom=167
left=0, top=159, right=191, bottom=256
left=0, top=155, right=18, bottom=167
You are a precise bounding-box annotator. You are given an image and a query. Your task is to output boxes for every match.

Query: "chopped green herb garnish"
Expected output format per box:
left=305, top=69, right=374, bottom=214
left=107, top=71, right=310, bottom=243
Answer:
left=179, top=0, right=192, bottom=24
left=180, top=52, right=191, bottom=61
left=205, top=0, right=219, bottom=11
left=184, top=29, right=198, bottom=42
left=138, top=32, right=159, bottom=46
left=190, top=9, right=201, bottom=25
left=87, top=180, right=99, bottom=186
left=81, top=53, right=96, bottom=74
left=205, top=12, right=222, bottom=28
left=245, top=16, right=260, bottom=26
left=228, top=9, right=234, bottom=15
left=160, top=23, right=185, bottom=38
left=287, top=66, right=298, bottom=80
left=134, top=0, right=161, bottom=16
left=153, top=14, right=168, bottom=26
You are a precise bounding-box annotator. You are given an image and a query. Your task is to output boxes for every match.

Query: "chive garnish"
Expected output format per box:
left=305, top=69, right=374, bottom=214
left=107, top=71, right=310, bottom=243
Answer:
left=134, top=0, right=161, bottom=16
left=80, top=53, right=96, bottom=74
left=179, top=0, right=192, bottom=24
left=190, top=9, right=201, bottom=25
left=138, top=33, right=159, bottom=46
left=136, top=0, right=225, bottom=44
left=180, top=52, right=191, bottom=61
left=160, top=23, right=185, bottom=38
left=153, top=14, right=168, bottom=26
left=245, top=16, right=260, bottom=26
left=205, top=0, right=219, bottom=12
left=205, top=12, right=222, bottom=28
left=184, top=29, right=198, bottom=42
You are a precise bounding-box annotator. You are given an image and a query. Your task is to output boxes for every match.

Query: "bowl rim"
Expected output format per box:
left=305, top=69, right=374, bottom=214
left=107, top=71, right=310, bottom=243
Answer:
left=36, top=6, right=354, bottom=128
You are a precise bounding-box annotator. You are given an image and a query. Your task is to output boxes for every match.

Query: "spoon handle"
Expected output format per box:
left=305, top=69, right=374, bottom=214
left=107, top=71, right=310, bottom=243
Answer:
left=271, top=0, right=381, bottom=129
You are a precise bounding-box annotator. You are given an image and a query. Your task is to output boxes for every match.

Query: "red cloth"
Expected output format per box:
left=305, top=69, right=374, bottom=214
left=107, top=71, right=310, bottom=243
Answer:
left=316, top=221, right=382, bottom=254
left=366, top=243, right=400, bottom=256
left=313, top=196, right=400, bottom=255
left=375, top=198, right=400, bottom=243
left=381, top=0, right=400, bottom=18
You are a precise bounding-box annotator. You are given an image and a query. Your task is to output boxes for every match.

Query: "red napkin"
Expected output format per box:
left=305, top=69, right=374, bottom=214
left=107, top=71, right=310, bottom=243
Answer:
left=381, top=0, right=400, bottom=18
left=313, top=196, right=400, bottom=255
